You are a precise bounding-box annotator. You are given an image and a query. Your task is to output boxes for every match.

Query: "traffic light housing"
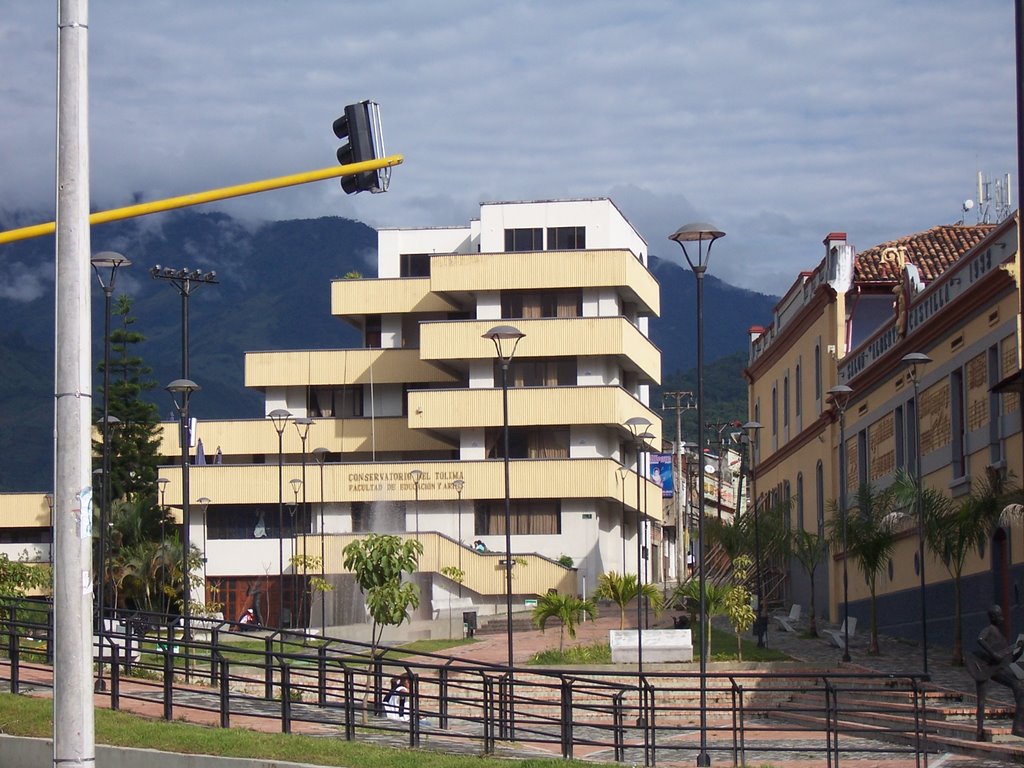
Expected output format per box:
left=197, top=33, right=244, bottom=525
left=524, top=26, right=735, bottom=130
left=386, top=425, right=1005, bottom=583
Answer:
left=333, top=100, right=386, bottom=194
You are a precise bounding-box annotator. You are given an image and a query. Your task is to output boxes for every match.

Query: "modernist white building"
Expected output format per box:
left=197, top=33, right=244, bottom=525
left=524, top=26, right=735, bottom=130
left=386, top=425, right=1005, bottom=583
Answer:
left=4, top=199, right=666, bottom=631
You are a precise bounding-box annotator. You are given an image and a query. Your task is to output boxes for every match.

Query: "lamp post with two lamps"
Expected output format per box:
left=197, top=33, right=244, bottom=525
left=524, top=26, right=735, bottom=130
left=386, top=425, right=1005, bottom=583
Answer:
left=902, top=352, right=932, bottom=674
left=313, top=447, right=329, bottom=634
left=827, top=385, right=853, bottom=662
left=670, top=221, right=726, bottom=767
left=268, top=409, right=292, bottom=631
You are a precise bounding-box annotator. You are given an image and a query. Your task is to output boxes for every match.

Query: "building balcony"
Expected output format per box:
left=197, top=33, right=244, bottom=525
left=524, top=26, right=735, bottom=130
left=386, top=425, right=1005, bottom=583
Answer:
left=157, top=457, right=663, bottom=523
left=428, top=248, right=659, bottom=316
left=156, top=415, right=453, bottom=458
left=330, top=276, right=458, bottom=317
left=407, top=385, right=662, bottom=436
left=0, top=493, right=51, bottom=527
left=419, top=316, right=661, bottom=384
left=244, top=347, right=457, bottom=388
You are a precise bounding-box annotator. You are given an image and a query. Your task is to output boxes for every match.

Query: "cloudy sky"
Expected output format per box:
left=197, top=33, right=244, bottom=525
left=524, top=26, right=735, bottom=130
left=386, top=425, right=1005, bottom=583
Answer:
left=0, top=1, right=1016, bottom=295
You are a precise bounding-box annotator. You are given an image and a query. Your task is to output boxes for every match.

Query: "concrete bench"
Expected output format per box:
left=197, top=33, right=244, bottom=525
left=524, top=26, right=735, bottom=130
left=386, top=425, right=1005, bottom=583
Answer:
left=191, top=612, right=224, bottom=643
left=821, top=617, right=857, bottom=648
left=610, top=629, right=693, bottom=663
left=93, top=620, right=142, bottom=663
left=431, top=596, right=474, bottom=619
left=773, top=604, right=802, bottom=633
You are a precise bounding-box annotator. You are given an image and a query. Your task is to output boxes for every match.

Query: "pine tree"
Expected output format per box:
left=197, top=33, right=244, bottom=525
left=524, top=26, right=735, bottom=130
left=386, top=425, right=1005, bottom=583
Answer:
left=94, top=295, right=162, bottom=503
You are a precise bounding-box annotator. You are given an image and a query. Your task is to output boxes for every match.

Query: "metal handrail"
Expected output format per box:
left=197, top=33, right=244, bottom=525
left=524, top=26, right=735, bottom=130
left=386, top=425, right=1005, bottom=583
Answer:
left=0, top=597, right=937, bottom=766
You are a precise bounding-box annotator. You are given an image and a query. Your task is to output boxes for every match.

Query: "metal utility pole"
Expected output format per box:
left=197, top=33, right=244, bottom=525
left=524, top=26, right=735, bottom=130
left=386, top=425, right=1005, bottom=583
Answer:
left=662, top=391, right=694, bottom=586
left=53, top=1, right=95, bottom=765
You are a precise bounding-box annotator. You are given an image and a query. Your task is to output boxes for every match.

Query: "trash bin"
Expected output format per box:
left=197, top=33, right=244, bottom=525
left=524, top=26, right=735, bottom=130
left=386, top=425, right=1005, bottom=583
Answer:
left=462, top=611, right=477, bottom=638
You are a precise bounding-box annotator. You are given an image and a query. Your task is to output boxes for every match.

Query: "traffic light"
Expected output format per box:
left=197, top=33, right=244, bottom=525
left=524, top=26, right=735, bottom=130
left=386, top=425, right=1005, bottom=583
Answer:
left=333, top=100, right=386, bottom=194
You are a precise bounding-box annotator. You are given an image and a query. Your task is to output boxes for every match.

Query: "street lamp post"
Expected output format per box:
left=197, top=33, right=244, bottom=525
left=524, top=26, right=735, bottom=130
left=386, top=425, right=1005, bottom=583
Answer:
left=742, top=421, right=765, bottom=647
left=268, top=409, right=292, bottom=631
left=617, top=465, right=629, bottom=572
left=293, top=417, right=313, bottom=628
left=313, top=447, right=329, bottom=634
left=902, top=352, right=932, bottom=674
left=410, top=469, right=424, bottom=541
left=625, top=416, right=653, bottom=729
left=289, top=478, right=302, bottom=626
left=91, top=251, right=130, bottom=692
left=157, top=477, right=169, bottom=617
left=452, top=479, right=465, bottom=597
left=167, top=378, right=200, bottom=680
left=671, top=221, right=726, bottom=768
left=484, top=323, right=525, bottom=734
left=827, top=385, right=853, bottom=662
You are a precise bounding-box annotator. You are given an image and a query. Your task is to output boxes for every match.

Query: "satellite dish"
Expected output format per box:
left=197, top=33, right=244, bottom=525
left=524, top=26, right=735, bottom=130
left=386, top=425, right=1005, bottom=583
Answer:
left=963, top=199, right=975, bottom=212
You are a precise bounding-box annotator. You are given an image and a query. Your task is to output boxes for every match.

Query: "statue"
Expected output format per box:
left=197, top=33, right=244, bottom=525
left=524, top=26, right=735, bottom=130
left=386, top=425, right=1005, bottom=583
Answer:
left=967, top=604, right=1024, bottom=739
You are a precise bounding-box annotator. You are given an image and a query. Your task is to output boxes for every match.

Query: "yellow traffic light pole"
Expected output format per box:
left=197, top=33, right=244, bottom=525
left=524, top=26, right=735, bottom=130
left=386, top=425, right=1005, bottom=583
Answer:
left=0, top=154, right=404, bottom=245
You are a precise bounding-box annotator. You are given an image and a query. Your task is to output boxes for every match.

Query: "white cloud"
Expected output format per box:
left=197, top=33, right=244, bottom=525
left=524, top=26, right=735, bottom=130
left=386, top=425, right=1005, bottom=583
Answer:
left=0, top=1, right=1015, bottom=296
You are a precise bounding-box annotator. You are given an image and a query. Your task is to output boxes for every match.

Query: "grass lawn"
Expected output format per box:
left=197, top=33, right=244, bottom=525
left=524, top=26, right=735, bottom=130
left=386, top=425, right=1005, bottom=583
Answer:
left=0, top=692, right=602, bottom=768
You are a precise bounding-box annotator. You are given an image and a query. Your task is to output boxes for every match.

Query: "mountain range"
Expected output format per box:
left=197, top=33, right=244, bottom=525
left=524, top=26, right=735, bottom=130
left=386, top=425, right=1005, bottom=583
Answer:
left=0, top=209, right=778, bottom=491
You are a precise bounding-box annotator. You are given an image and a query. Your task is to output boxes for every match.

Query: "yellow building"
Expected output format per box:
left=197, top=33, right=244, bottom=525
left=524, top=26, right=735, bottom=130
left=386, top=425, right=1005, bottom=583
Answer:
left=151, top=198, right=664, bottom=628
left=746, top=215, right=1022, bottom=649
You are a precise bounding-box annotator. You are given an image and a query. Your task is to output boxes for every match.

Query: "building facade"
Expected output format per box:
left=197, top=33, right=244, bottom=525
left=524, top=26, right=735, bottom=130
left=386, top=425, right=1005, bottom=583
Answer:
left=143, top=198, right=664, bottom=628
left=746, top=215, right=1024, bottom=646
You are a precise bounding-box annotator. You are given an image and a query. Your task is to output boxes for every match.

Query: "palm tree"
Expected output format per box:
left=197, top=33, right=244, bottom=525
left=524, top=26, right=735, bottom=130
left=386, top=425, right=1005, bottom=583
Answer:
left=790, top=528, right=828, bottom=635
left=531, top=592, right=597, bottom=652
left=894, top=467, right=1022, bottom=665
left=594, top=571, right=663, bottom=630
left=828, top=482, right=900, bottom=654
left=670, top=579, right=732, bottom=657
left=705, top=515, right=749, bottom=561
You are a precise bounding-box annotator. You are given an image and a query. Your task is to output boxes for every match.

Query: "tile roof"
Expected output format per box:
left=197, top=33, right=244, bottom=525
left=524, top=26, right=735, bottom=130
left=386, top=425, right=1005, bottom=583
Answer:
left=854, top=224, right=996, bottom=283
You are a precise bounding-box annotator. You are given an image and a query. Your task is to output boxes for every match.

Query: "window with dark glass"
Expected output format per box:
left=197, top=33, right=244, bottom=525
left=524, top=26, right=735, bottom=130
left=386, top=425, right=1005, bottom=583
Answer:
left=988, top=345, right=1003, bottom=465
left=501, top=289, right=581, bottom=319
left=546, top=226, right=586, bottom=250
left=485, top=426, right=569, bottom=459
left=364, top=315, right=381, bottom=348
left=399, top=253, right=431, bottom=277
left=951, top=368, right=966, bottom=477
left=474, top=498, right=561, bottom=535
left=504, top=228, right=543, bottom=252
left=0, top=527, right=49, bottom=543
left=207, top=505, right=291, bottom=540
left=308, top=386, right=363, bottom=418
left=503, top=357, right=576, bottom=387
left=795, top=363, right=802, bottom=419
